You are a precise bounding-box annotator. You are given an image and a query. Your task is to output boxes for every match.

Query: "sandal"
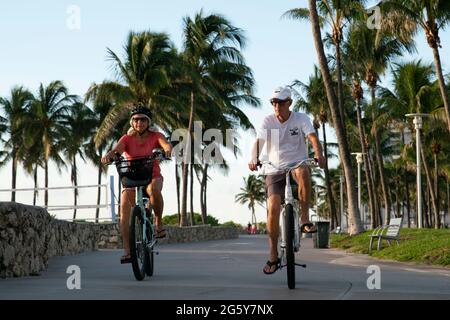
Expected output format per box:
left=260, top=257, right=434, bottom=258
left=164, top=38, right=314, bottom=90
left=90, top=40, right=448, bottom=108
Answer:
left=156, top=229, right=167, bottom=239
left=300, top=222, right=317, bottom=234
left=263, top=258, right=280, bottom=275
left=120, top=254, right=132, bottom=264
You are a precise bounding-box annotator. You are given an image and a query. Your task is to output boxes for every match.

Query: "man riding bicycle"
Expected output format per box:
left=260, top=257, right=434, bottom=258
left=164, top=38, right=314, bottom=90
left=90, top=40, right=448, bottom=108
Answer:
left=101, top=104, right=172, bottom=264
left=248, top=86, right=325, bottom=275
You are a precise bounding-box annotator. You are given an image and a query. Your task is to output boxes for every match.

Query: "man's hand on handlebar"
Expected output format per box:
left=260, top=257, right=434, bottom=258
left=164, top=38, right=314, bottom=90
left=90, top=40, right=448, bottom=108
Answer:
left=315, top=154, right=326, bottom=169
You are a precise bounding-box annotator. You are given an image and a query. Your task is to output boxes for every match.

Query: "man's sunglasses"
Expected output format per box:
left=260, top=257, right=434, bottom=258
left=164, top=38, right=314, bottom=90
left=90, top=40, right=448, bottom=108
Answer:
left=270, top=99, right=290, bottom=106
left=132, top=117, right=148, bottom=122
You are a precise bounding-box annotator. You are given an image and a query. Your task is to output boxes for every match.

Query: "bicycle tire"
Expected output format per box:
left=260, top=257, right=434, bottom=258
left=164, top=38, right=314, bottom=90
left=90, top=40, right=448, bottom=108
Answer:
left=130, top=206, right=146, bottom=281
left=144, top=209, right=154, bottom=277
left=284, top=204, right=296, bottom=289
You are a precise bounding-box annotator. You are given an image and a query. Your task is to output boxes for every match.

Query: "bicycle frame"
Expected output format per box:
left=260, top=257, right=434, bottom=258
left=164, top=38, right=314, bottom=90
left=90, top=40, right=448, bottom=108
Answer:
left=279, top=170, right=301, bottom=255
left=135, top=186, right=156, bottom=250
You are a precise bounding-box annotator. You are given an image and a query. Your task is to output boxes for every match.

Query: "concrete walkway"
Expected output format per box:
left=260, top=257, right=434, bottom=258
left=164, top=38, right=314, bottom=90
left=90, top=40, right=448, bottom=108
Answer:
left=1, top=235, right=449, bottom=299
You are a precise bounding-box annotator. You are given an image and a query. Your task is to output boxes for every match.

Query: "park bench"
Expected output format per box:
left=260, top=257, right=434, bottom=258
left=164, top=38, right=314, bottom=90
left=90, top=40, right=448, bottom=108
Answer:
left=368, top=217, right=402, bottom=253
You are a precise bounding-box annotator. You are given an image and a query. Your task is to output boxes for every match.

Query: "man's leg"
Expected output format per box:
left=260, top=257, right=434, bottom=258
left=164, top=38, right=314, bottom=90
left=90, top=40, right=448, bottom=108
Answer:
left=146, top=177, right=164, bottom=232
left=293, top=167, right=314, bottom=229
left=266, top=194, right=281, bottom=267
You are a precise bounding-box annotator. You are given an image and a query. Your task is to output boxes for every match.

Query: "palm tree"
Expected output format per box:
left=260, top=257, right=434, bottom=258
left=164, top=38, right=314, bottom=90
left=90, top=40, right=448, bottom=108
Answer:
left=379, top=60, right=445, bottom=228
left=284, top=0, right=367, bottom=130
left=0, top=86, right=34, bottom=201
left=178, top=10, right=254, bottom=226
left=61, top=102, right=97, bottom=220
left=382, top=0, right=450, bottom=133
left=235, top=174, right=266, bottom=227
left=24, top=81, right=76, bottom=206
left=292, top=65, right=339, bottom=229
left=344, top=15, right=416, bottom=224
left=86, top=31, right=183, bottom=148
left=307, top=0, right=363, bottom=235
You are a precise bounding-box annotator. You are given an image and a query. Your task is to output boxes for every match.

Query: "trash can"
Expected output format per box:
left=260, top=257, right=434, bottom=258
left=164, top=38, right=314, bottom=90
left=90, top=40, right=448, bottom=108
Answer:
left=313, top=221, right=330, bottom=248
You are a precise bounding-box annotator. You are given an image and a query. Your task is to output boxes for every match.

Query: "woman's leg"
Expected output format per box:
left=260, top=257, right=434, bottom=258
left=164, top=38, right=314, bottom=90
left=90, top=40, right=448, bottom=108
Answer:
left=120, top=189, right=135, bottom=256
left=146, top=177, right=164, bottom=231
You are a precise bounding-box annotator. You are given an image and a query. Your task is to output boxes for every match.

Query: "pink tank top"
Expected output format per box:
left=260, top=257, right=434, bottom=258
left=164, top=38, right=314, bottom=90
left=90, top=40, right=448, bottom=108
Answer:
left=118, top=131, right=164, bottom=179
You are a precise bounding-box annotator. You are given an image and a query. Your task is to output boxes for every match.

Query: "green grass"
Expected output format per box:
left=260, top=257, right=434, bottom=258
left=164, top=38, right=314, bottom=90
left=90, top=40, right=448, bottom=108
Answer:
left=330, top=228, right=450, bottom=267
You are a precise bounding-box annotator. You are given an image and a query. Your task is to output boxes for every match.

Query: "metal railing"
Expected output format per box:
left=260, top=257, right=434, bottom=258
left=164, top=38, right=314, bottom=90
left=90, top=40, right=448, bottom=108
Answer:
left=0, top=176, right=118, bottom=223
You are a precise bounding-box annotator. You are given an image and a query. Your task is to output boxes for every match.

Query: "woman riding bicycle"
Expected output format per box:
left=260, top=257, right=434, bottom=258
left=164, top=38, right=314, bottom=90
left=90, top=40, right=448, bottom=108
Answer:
left=101, top=104, right=172, bottom=264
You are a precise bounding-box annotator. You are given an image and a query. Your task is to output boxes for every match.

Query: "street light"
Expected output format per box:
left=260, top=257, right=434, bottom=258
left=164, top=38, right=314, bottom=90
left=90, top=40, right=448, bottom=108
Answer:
left=405, top=113, right=429, bottom=229
left=351, top=152, right=364, bottom=228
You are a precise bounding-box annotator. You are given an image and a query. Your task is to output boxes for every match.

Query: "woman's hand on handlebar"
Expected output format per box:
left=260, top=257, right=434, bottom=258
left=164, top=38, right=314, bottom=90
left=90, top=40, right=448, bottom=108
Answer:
left=101, top=151, right=120, bottom=165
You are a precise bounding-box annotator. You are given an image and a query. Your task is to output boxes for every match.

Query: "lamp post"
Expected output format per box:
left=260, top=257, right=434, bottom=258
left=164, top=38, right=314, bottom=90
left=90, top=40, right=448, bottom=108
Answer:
left=352, top=152, right=364, bottom=228
left=405, top=113, right=429, bottom=229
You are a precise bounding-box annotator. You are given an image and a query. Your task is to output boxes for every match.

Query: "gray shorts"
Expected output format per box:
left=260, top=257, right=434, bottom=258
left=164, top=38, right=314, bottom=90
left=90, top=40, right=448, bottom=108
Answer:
left=265, top=173, right=298, bottom=200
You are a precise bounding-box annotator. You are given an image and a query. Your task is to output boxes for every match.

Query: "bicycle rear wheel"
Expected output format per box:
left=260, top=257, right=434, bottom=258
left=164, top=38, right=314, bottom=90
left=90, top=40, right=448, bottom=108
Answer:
left=130, top=206, right=146, bottom=281
left=284, top=204, right=295, bottom=289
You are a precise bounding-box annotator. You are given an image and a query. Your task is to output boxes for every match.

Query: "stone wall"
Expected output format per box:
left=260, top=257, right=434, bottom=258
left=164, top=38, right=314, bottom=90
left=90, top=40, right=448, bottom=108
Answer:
left=0, top=202, right=238, bottom=278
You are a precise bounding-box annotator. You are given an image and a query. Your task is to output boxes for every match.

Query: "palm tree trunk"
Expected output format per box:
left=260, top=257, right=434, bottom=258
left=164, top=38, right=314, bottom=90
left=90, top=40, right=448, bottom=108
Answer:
left=72, top=156, right=78, bottom=221
left=433, top=153, right=441, bottom=228
left=96, top=164, right=102, bottom=224
left=401, top=130, right=411, bottom=228
left=405, top=174, right=411, bottom=228
left=44, top=159, right=49, bottom=207
left=446, top=176, right=449, bottom=227
left=322, top=122, right=338, bottom=229
left=190, top=163, right=195, bottom=226
left=356, top=102, right=377, bottom=229
left=395, top=180, right=400, bottom=218
left=335, top=42, right=345, bottom=131
left=33, top=164, right=38, bottom=206
left=308, top=0, right=362, bottom=234
left=181, top=89, right=195, bottom=226
left=425, top=182, right=430, bottom=228
left=367, top=148, right=381, bottom=227
left=420, top=146, right=439, bottom=229
left=431, top=46, right=450, bottom=133
left=371, top=87, right=391, bottom=225
left=175, top=162, right=181, bottom=223
left=200, top=164, right=208, bottom=224
left=11, top=151, right=17, bottom=202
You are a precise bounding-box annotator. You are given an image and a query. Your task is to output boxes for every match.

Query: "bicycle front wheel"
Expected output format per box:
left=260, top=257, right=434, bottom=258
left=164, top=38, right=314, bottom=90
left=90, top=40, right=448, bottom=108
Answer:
left=130, top=206, right=146, bottom=281
left=144, top=209, right=154, bottom=277
left=284, top=204, right=295, bottom=289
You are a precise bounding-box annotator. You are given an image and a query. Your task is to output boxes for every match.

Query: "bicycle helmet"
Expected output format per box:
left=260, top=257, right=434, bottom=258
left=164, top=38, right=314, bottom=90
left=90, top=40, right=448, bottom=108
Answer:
left=129, top=104, right=151, bottom=135
left=130, top=105, right=151, bottom=120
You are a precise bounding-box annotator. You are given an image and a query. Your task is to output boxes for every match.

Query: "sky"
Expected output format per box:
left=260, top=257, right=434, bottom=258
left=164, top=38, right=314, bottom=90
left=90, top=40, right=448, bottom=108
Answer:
left=0, top=0, right=449, bottom=225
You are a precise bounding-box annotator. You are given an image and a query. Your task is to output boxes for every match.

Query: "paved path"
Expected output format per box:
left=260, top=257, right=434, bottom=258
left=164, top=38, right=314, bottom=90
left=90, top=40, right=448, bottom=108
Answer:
left=1, top=235, right=449, bottom=299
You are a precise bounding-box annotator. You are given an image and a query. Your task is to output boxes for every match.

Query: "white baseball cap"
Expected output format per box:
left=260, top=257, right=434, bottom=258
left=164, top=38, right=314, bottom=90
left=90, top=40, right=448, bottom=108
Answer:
left=271, top=86, right=292, bottom=101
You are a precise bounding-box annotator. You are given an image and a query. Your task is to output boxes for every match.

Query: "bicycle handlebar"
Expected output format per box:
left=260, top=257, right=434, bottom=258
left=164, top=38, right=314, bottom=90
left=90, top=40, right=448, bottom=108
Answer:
left=107, top=151, right=171, bottom=165
left=259, top=158, right=319, bottom=174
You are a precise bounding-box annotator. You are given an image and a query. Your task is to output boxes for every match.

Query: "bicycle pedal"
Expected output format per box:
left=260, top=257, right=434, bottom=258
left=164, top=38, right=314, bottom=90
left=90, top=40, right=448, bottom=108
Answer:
left=295, top=263, right=307, bottom=268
